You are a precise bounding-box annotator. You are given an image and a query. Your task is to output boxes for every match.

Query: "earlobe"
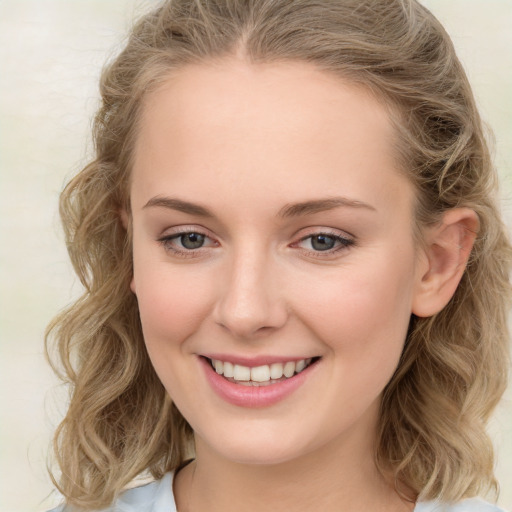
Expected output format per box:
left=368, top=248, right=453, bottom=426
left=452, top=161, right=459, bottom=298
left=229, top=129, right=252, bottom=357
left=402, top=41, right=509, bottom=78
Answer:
left=119, top=208, right=130, bottom=230
left=412, top=208, right=479, bottom=318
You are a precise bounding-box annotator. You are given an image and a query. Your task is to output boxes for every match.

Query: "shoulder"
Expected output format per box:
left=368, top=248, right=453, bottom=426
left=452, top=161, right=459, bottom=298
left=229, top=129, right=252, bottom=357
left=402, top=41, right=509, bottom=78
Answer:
left=47, top=472, right=176, bottom=512
left=415, top=498, right=509, bottom=512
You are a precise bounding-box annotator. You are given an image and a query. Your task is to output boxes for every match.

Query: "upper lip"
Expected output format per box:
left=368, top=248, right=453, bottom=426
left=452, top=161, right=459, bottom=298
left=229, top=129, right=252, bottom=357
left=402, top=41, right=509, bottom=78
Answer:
left=200, top=353, right=319, bottom=367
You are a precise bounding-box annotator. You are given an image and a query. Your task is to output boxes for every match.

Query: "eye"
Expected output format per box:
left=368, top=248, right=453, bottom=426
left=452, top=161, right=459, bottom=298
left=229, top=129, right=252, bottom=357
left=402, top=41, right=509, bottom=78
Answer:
left=294, top=231, right=355, bottom=255
left=177, top=232, right=206, bottom=250
left=307, top=234, right=338, bottom=251
left=158, top=229, right=218, bottom=256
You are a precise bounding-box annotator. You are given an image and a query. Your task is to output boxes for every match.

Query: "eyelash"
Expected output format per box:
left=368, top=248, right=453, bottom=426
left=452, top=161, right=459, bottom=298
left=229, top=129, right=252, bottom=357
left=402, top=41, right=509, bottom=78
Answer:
left=292, top=231, right=355, bottom=258
left=157, top=228, right=355, bottom=259
left=157, top=228, right=218, bottom=259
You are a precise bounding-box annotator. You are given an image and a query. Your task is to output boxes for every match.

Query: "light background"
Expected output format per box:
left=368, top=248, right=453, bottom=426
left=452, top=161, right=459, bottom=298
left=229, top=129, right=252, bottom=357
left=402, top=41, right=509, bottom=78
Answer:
left=0, top=1, right=510, bottom=511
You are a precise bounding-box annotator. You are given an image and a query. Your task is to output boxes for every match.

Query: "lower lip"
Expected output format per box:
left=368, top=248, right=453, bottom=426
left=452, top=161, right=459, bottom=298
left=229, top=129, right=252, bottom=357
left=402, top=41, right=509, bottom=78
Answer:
left=199, top=357, right=318, bottom=408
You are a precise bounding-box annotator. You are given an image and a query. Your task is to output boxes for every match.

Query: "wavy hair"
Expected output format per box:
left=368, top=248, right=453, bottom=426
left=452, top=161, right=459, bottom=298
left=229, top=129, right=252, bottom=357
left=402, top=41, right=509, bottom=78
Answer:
left=46, top=0, right=511, bottom=508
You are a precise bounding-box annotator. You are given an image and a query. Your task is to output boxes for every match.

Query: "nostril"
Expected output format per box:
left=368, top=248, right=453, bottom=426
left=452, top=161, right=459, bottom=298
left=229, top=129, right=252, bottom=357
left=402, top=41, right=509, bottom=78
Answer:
left=212, top=267, right=288, bottom=338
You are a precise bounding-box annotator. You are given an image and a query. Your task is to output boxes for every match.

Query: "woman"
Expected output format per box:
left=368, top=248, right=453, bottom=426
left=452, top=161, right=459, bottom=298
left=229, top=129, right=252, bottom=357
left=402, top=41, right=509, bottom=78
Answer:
left=47, top=0, right=511, bottom=510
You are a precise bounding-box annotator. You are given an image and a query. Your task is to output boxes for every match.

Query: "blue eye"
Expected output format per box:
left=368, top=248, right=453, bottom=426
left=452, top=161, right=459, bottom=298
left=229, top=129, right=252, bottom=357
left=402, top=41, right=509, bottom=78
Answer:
left=178, top=232, right=206, bottom=249
left=297, top=232, right=354, bottom=254
left=158, top=230, right=216, bottom=256
left=309, top=234, right=337, bottom=251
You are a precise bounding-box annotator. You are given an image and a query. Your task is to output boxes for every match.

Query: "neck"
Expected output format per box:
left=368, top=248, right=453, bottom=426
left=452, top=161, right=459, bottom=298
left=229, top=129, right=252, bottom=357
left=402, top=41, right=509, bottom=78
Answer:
left=174, top=416, right=415, bottom=512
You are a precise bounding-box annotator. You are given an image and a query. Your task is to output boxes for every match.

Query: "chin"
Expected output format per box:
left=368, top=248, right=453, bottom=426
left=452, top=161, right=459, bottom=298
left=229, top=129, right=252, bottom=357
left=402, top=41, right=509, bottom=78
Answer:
left=217, top=445, right=304, bottom=467
left=195, top=423, right=319, bottom=467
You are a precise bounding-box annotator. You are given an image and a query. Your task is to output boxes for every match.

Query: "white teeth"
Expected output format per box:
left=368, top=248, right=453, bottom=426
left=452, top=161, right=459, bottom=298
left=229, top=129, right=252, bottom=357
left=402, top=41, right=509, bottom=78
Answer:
left=233, top=364, right=251, bottom=381
left=251, top=365, right=271, bottom=382
left=214, top=360, right=224, bottom=374
left=295, top=359, right=306, bottom=373
left=269, top=362, right=284, bottom=379
left=283, top=361, right=295, bottom=378
left=223, top=361, right=234, bottom=378
left=210, top=358, right=312, bottom=383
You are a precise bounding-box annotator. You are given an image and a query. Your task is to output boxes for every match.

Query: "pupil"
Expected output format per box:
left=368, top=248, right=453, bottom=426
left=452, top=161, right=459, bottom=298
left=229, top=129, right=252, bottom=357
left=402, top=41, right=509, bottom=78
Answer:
left=181, top=233, right=205, bottom=249
left=311, top=235, right=335, bottom=251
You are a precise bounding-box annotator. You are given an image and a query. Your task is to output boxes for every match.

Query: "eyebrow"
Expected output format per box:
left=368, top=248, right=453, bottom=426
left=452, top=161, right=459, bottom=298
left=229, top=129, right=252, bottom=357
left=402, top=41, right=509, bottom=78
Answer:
left=143, top=196, right=214, bottom=217
left=143, top=195, right=376, bottom=218
left=277, top=197, right=376, bottom=218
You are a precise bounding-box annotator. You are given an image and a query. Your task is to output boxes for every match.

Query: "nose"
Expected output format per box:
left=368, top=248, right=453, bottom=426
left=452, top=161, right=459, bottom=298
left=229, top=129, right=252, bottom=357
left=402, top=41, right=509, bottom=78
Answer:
left=213, top=247, right=288, bottom=339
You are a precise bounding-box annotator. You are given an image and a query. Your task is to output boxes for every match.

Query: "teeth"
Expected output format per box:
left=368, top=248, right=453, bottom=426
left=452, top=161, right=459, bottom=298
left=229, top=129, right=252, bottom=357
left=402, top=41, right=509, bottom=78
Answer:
left=283, top=361, right=295, bottom=378
left=223, top=361, right=234, bottom=378
left=210, top=358, right=313, bottom=383
left=214, top=360, right=224, bottom=374
left=295, top=359, right=306, bottom=373
left=251, top=365, right=270, bottom=382
left=233, top=364, right=251, bottom=381
left=269, top=363, right=284, bottom=379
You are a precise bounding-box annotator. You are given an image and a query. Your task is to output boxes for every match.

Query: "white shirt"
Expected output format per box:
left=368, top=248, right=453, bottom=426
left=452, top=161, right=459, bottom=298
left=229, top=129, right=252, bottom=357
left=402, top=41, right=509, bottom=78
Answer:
left=49, top=472, right=508, bottom=512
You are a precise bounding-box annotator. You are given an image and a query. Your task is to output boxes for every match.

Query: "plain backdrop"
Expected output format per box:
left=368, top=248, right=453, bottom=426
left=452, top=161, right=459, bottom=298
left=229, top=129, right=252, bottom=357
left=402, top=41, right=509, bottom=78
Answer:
left=0, top=1, right=511, bottom=511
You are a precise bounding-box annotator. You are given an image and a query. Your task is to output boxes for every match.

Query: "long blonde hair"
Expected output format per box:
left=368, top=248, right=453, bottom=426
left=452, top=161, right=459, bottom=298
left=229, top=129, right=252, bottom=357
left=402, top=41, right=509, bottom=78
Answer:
left=46, top=0, right=511, bottom=508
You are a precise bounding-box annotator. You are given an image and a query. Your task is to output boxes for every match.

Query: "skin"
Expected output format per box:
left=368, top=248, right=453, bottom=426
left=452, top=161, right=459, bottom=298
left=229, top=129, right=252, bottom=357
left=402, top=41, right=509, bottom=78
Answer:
left=127, top=57, right=477, bottom=512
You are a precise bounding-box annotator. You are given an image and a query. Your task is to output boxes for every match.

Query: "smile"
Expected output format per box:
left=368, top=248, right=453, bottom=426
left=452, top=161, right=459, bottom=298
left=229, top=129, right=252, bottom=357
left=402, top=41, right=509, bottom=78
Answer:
left=200, top=356, right=321, bottom=408
left=207, top=357, right=316, bottom=386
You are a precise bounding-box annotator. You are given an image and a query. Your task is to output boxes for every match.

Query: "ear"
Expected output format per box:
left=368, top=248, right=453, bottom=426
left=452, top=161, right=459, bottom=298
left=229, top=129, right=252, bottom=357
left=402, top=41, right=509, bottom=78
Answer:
left=412, top=208, right=478, bottom=318
left=119, top=208, right=130, bottom=230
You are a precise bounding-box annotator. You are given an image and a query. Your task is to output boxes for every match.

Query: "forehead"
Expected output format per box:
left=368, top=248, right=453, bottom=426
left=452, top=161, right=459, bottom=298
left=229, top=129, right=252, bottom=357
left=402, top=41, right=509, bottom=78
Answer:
left=131, top=57, right=412, bottom=216
left=137, top=58, right=394, bottom=154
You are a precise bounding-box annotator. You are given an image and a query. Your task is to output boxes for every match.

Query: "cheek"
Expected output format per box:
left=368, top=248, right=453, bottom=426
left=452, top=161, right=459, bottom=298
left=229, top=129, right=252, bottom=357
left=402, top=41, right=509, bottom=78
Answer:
left=291, top=252, right=416, bottom=425
left=132, top=257, right=215, bottom=346
left=293, top=247, right=416, bottom=363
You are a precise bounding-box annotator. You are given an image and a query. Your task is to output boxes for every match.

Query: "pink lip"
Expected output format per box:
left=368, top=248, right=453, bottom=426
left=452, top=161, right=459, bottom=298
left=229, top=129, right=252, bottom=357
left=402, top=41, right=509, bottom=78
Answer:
left=199, top=356, right=319, bottom=408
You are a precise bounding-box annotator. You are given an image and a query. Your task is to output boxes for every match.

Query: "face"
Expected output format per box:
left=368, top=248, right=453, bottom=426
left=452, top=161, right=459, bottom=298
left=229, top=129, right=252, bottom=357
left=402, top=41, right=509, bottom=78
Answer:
left=129, top=58, right=424, bottom=466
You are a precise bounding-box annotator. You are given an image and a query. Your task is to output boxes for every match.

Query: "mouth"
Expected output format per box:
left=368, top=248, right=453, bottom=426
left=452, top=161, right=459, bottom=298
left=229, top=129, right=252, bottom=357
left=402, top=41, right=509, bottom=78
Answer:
left=202, top=356, right=321, bottom=387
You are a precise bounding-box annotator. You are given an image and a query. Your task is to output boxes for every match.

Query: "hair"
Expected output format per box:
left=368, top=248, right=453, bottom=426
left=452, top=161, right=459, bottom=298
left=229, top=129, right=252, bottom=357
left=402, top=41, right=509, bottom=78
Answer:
left=46, top=0, right=511, bottom=509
